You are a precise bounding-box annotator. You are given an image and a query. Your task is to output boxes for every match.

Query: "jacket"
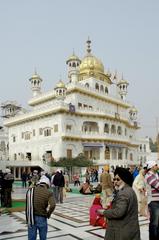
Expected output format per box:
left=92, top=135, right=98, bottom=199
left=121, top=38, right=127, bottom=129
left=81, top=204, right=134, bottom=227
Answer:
left=33, top=184, right=56, bottom=218
left=103, top=184, right=140, bottom=240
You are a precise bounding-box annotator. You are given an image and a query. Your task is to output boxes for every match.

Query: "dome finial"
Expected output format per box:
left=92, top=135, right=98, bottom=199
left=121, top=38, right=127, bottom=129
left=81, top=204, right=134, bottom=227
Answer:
left=34, top=67, right=37, bottom=75
left=86, top=37, right=91, bottom=54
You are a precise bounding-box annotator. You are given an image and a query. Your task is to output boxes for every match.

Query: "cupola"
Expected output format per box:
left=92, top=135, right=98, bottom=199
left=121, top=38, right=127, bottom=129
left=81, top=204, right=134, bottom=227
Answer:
left=29, top=70, right=43, bottom=97
left=54, top=80, right=67, bottom=99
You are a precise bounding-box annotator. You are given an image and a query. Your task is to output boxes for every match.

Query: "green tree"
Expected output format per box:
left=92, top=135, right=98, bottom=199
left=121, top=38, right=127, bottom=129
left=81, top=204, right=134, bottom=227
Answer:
left=50, top=153, right=93, bottom=181
left=50, top=153, right=93, bottom=168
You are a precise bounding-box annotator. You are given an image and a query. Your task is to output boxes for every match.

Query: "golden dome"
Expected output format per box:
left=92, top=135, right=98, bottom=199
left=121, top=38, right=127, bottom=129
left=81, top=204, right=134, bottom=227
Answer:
left=31, top=73, right=40, bottom=79
left=79, top=54, right=104, bottom=74
left=29, top=71, right=42, bottom=82
left=66, top=53, right=81, bottom=64
left=130, top=106, right=138, bottom=113
left=117, top=74, right=129, bottom=86
left=79, top=39, right=112, bottom=84
left=55, top=80, right=66, bottom=89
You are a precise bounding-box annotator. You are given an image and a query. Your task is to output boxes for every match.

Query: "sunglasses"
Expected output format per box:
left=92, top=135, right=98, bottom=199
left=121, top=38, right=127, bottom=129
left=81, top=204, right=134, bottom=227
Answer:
left=113, top=178, right=121, bottom=182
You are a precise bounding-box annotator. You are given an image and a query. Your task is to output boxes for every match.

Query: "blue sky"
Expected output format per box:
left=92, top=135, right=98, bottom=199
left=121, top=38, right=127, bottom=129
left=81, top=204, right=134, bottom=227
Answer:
left=0, top=0, right=159, bottom=139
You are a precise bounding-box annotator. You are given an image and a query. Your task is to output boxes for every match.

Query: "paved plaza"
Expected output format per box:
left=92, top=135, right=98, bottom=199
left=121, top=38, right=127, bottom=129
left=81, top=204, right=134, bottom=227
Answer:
left=0, top=185, right=149, bottom=240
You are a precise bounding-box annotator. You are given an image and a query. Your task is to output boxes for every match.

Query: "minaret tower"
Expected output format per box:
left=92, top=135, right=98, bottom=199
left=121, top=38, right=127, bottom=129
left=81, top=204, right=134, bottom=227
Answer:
left=66, top=50, right=81, bottom=83
left=54, top=79, right=67, bottom=100
left=117, top=74, right=129, bottom=100
left=29, top=70, right=43, bottom=97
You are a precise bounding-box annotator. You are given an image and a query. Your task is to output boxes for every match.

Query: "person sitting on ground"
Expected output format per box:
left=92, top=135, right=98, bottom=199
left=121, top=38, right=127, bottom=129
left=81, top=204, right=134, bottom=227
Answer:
left=93, top=182, right=102, bottom=194
left=79, top=179, right=93, bottom=194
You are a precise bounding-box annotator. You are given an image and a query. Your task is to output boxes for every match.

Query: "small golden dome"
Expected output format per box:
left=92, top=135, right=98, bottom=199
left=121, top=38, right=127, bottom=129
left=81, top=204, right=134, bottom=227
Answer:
left=31, top=73, right=40, bottom=79
left=66, top=53, right=81, bottom=64
left=129, top=106, right=138, bottom=113
left=117, top=79, right=129, bottom=86
left=29, top=71, right=42, bottom=82
left=55, top=80, right=66, bottom=89
left=117, top=74, right=129, bottom=86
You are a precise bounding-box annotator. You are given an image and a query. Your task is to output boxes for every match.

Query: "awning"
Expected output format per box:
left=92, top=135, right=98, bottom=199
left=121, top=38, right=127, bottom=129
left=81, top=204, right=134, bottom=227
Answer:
left=83, top=143, right=104, bottom=148
left=105, top=143, right=126, bottom=148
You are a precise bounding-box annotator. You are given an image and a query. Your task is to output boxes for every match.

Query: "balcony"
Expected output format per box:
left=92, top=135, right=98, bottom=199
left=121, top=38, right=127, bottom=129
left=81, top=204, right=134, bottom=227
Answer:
left=62, top=130, right=129, bottom=142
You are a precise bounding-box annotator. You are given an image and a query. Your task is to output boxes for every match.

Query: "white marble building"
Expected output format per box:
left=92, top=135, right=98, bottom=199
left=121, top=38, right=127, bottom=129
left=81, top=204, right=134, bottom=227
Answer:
left=3, top=39, right=150, bottom=178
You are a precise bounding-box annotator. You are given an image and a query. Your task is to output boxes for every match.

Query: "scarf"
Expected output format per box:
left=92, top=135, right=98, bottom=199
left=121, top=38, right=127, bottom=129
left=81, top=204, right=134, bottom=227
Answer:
left=26, top=187, right=35, bottom=226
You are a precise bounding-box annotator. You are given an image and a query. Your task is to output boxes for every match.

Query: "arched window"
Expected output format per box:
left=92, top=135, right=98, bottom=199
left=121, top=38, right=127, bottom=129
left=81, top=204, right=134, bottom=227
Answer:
left=111, top=125, right=116, bottom=134
left=105, top=146, right=110, bottom=160
left=117, top=126, right=122, bottom=135
left=44, top=128, right=51, bottom=137
left=59, top=89, right=62, bottom=95
left=95, top=83, right=99, bottom=91
left=85, top=83, right=89, bottom=88
left=118, top=149, right=122, bottom=160
left=105, top=87, right=108, bottom=94
left=73, top=62, right=76, bottom=67
left=144, top=144, right=146, bottom=152
left=104, top=123, right=109, bottom=133
left=100, top=85, right=104, bottom=92
left=130, top=153, right=133, bottom=161
left=112, top=149, right=117, bottom=160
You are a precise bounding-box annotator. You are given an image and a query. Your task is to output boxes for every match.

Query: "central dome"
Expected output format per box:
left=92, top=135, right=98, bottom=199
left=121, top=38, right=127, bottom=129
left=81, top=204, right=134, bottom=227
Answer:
left=78, top=39, right=111, bottom=83
left=79, top=54, right=104, bottom=74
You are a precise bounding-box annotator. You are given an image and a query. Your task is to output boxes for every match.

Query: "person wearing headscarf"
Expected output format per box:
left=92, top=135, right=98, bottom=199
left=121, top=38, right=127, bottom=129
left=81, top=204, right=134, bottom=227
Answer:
left=97, top=167, right=140, bottom=240
left=133, top=168, right=147, bottom=216
left=145, top=160, right=159, bottom=240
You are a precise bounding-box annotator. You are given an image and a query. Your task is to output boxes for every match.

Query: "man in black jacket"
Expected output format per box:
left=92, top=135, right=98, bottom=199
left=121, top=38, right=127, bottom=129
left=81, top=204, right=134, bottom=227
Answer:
left=3, top=168, right=14, bottom=207
left=53, top=169, right=65, bottom=203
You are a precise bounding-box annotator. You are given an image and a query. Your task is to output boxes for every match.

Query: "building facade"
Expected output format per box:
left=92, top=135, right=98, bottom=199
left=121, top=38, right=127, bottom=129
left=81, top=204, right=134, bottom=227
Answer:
left=3, top=40, right=150, bottom=178
left=0, top=126, right=9, bottom=171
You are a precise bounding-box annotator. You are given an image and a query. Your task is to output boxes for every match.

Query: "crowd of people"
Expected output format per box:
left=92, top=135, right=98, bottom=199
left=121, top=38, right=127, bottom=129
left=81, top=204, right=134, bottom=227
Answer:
left=92, top=161, right=159, bottom=240
left=1, top=160, right=159, bottom=240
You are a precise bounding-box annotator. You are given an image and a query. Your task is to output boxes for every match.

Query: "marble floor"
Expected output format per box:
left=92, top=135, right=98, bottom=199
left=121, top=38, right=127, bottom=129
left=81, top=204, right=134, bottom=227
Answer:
left=0, top=185, right=149, bottom=240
